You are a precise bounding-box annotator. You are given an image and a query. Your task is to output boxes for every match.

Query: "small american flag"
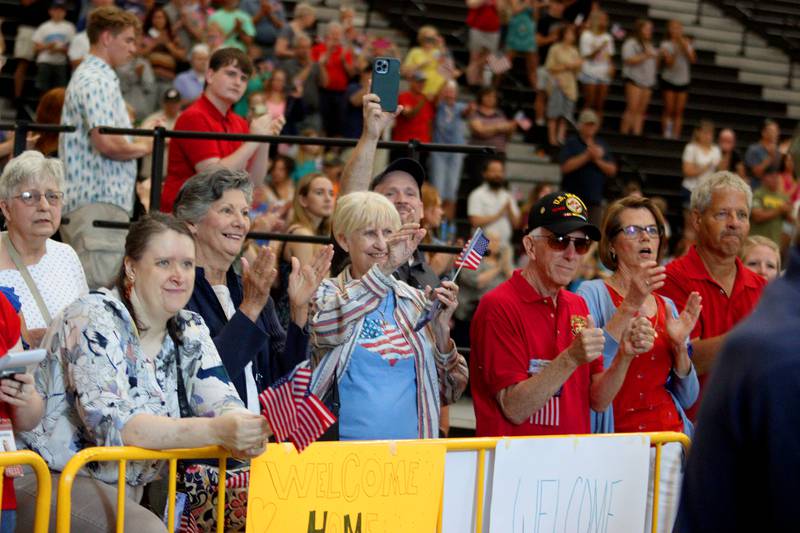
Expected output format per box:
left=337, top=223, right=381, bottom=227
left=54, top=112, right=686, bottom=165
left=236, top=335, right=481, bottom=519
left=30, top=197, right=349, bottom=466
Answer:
left=259, top=366, right=336, bottom=452
left=360, top=317, right=413, bottom=365
left=454, top=229, right=490, bottom=271
left=487, top=53, right=512, bottom=75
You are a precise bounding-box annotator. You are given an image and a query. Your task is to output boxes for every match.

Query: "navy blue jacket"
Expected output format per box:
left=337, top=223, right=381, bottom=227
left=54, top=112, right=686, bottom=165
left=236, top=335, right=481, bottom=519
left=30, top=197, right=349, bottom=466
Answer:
left=186, top=266, right=309, bottom=407
left=676, top=246, right=800, bottom=532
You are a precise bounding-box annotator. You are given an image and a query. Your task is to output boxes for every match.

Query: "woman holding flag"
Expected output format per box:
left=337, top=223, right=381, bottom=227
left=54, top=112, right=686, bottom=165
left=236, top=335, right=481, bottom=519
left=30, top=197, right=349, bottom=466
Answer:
left=309, top=191, right=468, bottom=440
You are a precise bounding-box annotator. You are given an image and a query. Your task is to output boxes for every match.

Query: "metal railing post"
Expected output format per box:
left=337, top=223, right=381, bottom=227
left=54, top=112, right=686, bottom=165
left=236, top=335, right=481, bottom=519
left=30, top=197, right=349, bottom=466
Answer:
left=13, top=120, right=29, bottom=156
left=695, top=0, right=703, bottom=25
left=149, top=126, right=166, bottom=213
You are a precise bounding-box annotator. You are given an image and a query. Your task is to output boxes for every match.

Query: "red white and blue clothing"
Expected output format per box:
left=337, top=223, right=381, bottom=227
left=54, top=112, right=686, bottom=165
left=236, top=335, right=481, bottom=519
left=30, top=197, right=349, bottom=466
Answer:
left=309, top=265, right=468, bottom=439
left=339, top=291, right=418, bottom=440
left=471, top=270, right=605, bottom=437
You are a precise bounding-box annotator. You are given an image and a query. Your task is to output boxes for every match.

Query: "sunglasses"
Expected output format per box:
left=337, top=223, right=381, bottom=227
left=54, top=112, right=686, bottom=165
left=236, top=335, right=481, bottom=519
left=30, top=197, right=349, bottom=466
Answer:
left=534, top=234, right=592, bottom=255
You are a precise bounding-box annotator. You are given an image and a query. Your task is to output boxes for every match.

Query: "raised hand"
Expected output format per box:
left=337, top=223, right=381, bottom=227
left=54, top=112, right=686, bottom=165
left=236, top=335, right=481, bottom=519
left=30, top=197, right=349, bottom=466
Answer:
left=666, top=291, right=702, bottom=347
left=623, top=260, right=665, bottom=312
left=288, top=244, right=334, bottom=309
left=361, top=93, right=404, bottom=141
left=566, top=315, right=605, bottom=365
left=382, top=223, right=426, bottom=275
left=425, top=280, right=459, bottom=351
left=239, top=245, right=278, bottom=322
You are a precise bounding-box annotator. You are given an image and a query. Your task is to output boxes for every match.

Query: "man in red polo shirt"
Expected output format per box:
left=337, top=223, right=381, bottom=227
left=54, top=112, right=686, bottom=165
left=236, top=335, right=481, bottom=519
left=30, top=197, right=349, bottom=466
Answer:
left=659, top=171, right=766, bottom=420
left=161, top=47, right=283, bottom=213
left=471, top=192, right=651, bottom=437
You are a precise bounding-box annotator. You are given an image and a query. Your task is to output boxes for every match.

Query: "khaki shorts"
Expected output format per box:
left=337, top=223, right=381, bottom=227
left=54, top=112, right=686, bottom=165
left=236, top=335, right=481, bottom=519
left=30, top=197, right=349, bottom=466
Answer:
left=13, top=26, right=36, bottom=61
left=60, top=203, right=129, bottom=290
left=469, top=28, right=501, bottom=53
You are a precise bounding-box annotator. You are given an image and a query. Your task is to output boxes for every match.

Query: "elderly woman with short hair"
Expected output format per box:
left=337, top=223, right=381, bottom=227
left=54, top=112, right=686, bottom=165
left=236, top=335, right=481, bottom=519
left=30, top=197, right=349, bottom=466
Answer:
left=577, top=196, right=701, bottom=435
left=0, top=151, right=88, bottom=347
left=174, top=167, right=332, bottom=411
left=310, top=191, right=468, bottom=440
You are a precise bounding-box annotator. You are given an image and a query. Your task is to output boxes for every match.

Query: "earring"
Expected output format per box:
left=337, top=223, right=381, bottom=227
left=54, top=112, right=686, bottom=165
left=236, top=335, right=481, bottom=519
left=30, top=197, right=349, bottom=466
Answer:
left=124, top=272, right=134, bottom=301
left=610, top=249, right=616, bottom=261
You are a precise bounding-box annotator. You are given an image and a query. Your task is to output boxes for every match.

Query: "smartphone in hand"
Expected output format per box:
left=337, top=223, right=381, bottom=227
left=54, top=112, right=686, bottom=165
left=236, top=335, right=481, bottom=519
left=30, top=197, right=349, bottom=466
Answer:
left=370, top=57, right=401, bottom=112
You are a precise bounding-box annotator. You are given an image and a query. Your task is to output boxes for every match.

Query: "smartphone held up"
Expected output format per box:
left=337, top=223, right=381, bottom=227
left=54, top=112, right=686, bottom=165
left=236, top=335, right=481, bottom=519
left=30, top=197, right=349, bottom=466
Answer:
left=370, top=57, right=401, bottom=112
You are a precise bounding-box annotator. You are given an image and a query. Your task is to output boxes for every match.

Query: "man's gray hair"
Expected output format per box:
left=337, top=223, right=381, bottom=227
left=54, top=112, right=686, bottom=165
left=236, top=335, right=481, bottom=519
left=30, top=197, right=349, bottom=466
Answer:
left=0, top=150, right=65, bottom=199
left=173, top=166, right=253, bottom=223
left=190, top=43, right=210, bottom=59
left=690, top=171, right=752, bottom=213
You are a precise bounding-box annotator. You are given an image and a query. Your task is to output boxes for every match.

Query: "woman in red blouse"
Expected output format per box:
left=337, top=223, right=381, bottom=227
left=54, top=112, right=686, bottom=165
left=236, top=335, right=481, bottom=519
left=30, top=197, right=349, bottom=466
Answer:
left=577, top=196, right=701, bottom=434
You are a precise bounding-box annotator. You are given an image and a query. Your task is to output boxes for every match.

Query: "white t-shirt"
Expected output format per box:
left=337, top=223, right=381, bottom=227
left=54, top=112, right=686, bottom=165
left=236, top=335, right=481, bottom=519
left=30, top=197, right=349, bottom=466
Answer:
left=0, top=237, right=88, bottom=329
left=467, top=183, right=520, bottom=246
left=67, top=31, right=89, bottom=64
left=211, top=284, right=260, bottom=414
left=33, top=20, right=76, bottom=65
left=580, top=31, right=615, bottom=80
left=682, top=142, right=721, bottom=190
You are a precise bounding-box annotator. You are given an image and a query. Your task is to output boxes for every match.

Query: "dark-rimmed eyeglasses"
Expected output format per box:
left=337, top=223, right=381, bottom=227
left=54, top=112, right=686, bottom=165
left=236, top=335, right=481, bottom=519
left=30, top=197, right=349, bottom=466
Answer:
left=12, top=190, right=64, bottom=206
left=533, top=234, right=592, bottom=255
left=614, top=224, right=660, bottom=239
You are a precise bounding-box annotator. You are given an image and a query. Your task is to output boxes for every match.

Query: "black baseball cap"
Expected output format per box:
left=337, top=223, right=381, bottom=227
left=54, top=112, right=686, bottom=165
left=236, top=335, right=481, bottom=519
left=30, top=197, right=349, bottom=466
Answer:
left=370, top=157, right=425, bottom=192
left=527, top=191, right=601, bottom=241
left=163, top=88, right=180, bottom=102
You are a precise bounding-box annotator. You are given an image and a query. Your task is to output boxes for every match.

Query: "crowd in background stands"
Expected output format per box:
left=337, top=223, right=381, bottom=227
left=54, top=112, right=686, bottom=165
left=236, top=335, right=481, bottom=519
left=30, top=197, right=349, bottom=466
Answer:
left=0, top=0, right=798, bottom=530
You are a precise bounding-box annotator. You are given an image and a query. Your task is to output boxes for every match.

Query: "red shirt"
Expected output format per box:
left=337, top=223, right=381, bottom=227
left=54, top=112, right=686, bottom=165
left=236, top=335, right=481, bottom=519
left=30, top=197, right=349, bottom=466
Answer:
left=392, top=92, right=434, bottom=143
left=311, top=43, right=353, bottom=92
left=606, top=284, right=683, bottom=433
left=470, top=270, right=604, bottom=437
left=0, top=293, right=21, bottom=510
left=659, top=245, right=766, bottom=419
left=466, top=1, right=501, bottom=32
left=161, top=94, right=250, bottom=213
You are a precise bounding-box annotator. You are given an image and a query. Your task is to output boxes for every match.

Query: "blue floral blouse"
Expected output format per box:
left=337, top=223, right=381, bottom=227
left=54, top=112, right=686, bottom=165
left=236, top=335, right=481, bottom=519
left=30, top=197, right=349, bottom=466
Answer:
left=20, top=289, right=245, bottom=485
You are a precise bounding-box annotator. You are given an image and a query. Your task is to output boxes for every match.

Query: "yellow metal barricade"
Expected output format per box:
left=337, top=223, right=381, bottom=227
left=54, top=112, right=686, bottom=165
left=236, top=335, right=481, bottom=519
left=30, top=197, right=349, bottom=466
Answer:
left=56, top=445, right=232, bottom=533
left=0, top=450, right=52, bottom=533
left=438, top=431, right=691, bottom=533
left=56, top=432, right=689, bottom=533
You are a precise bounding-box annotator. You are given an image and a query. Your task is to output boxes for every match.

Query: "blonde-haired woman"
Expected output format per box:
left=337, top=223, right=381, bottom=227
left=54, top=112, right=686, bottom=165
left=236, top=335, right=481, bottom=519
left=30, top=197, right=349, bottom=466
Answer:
left=401, top=25, right=448, bottom=98
left=741, top=235, right=781, bottom=282
left=309, top=191, right=467, bottom=440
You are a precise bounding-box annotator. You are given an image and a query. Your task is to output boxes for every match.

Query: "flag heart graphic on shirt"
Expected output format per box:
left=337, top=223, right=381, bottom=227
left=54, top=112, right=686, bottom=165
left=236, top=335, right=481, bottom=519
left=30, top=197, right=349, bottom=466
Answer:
left=359, top=317, right=414, bottom=365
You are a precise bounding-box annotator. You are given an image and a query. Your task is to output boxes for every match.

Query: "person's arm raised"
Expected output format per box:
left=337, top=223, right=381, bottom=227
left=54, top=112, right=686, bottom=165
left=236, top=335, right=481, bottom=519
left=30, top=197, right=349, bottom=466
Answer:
left=340, top=93, right=403, bottom=195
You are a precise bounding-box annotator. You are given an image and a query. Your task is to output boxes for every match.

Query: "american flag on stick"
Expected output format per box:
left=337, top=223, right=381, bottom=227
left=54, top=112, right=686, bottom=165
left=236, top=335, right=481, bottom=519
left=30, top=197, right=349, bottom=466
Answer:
left=454, top=228, right=490, bottom=272
left=259, top=366, right=336, bottom=452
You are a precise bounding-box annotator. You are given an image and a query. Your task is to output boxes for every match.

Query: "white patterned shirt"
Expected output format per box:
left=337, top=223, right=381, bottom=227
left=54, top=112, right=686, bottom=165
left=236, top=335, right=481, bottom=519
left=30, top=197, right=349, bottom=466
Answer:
left=60, top=54, right=137, bottom=215
left=0, top=236, right=88, bottom=329
left=21, top=289, right=246, bottom=485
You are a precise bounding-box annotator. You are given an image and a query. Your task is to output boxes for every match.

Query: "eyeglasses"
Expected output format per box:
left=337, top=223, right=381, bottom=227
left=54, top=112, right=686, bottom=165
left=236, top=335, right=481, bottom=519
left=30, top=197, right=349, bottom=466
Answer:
left=12, top=190, right=64, bottom=206
left=534, top=234, right=592, bottom=255
left=614, top=224, right=661, bottom=239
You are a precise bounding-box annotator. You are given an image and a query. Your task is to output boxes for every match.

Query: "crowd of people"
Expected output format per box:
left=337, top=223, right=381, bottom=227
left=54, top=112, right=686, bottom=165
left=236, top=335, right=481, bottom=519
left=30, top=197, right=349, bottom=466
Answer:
left=0, top=0, right=799, bottom=531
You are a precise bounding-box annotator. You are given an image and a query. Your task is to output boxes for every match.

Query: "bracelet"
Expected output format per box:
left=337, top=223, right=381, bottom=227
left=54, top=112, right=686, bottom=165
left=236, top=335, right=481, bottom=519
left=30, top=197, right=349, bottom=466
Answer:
left=686, top=341, right=693, bottom=358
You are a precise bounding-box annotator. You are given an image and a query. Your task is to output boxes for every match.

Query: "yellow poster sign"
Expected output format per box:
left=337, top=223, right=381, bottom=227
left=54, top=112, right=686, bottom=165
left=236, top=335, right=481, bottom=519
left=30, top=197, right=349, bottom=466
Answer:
left=246, top=441, right=446, bottom=533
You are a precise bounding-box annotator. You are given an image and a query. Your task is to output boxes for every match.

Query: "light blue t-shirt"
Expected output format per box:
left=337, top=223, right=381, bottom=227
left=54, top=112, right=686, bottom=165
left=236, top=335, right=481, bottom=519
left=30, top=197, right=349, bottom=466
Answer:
left=339, top=291, right=418, bottom=440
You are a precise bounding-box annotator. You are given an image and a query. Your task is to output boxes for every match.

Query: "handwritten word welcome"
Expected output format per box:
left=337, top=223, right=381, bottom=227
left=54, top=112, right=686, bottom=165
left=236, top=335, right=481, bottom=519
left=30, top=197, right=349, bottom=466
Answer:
left=267, top=454, right=421, bottom=502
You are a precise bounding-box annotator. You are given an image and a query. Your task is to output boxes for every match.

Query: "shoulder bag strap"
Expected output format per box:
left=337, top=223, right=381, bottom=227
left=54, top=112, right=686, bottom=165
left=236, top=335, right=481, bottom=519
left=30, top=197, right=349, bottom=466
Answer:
left=3, top=233, right=52, bottom=324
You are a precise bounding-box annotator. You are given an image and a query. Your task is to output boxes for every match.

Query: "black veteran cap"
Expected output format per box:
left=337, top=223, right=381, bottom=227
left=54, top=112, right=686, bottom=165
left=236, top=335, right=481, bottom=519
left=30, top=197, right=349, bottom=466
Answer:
left=527, top=191, right=601, bottom=241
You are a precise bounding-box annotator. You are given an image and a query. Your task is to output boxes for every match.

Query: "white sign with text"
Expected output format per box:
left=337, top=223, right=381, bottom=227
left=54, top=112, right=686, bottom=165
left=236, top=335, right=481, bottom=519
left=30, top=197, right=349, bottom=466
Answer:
left=488, top=435, right=651, bottom=533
